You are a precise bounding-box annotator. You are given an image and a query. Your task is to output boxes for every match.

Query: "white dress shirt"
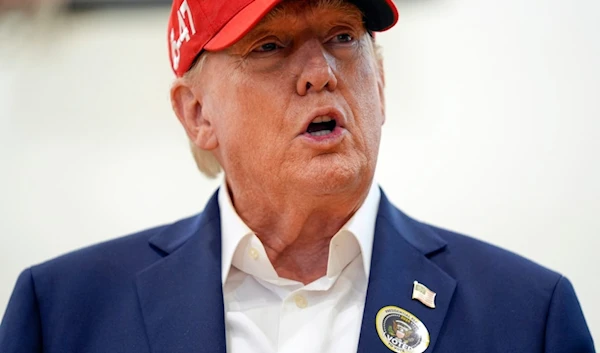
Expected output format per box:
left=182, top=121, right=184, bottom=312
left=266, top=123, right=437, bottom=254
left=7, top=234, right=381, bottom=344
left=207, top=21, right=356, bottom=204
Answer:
left=219, top=182, right=381, bottom=353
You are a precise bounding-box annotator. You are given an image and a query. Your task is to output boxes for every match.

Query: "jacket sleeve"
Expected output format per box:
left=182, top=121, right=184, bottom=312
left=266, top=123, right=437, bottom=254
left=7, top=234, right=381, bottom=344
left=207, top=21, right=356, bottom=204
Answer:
left=544, top=276, right=595, bottom=353
left=0, top=268, right=43, bottom=353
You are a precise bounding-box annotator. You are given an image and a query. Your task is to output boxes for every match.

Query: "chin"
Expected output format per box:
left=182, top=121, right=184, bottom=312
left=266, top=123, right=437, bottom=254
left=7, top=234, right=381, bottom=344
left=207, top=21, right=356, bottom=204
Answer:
left=295, top=158, right=370, bottom=196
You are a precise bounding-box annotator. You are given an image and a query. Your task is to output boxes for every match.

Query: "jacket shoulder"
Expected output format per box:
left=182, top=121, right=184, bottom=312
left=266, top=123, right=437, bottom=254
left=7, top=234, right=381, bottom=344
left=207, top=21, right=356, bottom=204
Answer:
left=425, top=222, right=563, bottom=289
left=378, top=193, right=562, bottom=286
left=419, top=223, right=595, bottom=352
left=30, top=213, right=202, bottom=283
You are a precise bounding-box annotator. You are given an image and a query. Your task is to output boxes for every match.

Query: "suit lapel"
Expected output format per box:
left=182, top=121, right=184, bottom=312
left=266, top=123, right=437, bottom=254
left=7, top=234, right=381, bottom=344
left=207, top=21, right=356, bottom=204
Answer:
left=136, top=192, right=226, bottom=353
left=133, top=189, right=455, bottom=353
left=357, top=192, right=457, bottom=353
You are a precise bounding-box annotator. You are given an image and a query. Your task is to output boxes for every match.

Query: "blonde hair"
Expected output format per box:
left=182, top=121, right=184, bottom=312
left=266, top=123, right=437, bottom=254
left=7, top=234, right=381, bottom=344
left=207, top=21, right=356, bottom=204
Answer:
left=181, top=2, right=383, bottom=179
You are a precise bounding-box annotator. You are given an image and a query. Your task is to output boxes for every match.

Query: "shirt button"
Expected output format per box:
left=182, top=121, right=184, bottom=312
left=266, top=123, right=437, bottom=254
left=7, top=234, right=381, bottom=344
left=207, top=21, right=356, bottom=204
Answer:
left=294, top=294, right=308, bottom=309
left=248, top=247, right=259, bottom=260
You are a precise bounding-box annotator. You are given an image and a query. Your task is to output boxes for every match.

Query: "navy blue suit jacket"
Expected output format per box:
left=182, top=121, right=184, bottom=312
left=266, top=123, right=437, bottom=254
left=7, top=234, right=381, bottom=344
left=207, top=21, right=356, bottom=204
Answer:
left=1, top=190, right=595, bottom=352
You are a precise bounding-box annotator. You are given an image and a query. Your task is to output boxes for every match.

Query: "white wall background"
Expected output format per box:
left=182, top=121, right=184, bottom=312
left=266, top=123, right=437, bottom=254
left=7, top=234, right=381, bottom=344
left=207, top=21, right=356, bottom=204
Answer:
left=1, top=0, right=598, bottom=342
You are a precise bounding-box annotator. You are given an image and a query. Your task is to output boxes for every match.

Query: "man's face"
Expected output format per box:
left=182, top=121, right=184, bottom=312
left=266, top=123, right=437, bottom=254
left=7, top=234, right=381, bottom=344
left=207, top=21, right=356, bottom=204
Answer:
left=192, top=0, right=385, bottom=195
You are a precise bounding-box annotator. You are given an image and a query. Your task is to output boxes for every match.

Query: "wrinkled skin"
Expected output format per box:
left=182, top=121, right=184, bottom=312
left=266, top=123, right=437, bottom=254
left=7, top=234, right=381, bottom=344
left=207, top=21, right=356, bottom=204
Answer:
left=171, top=0, right=385, bottom=284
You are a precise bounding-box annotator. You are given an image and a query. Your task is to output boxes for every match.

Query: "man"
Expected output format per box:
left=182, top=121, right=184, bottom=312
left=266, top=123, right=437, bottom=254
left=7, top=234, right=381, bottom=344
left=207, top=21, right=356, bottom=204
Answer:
left=0, top=0, right=595, bottom=352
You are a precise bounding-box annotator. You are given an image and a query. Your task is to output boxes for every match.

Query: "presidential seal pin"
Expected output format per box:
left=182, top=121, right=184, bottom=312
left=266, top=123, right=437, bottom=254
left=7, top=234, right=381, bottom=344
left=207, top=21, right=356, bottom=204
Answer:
left=375, top=306, right=430, bottom=353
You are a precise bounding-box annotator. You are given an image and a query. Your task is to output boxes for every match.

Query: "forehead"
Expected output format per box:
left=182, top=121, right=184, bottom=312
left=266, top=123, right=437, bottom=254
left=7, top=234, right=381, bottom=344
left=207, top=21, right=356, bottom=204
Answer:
left=255, top=0, right=365, bottom=34
left=265, top=0, right=363, bottom=22
left=223, top=0, right=365, bottom=52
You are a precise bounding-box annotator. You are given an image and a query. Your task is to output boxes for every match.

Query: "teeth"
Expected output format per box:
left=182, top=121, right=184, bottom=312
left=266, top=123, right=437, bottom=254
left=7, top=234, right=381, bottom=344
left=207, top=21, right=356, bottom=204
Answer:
left=311, top=116, right=333, bottom=123
left=309, top=130, right=332, bottom=137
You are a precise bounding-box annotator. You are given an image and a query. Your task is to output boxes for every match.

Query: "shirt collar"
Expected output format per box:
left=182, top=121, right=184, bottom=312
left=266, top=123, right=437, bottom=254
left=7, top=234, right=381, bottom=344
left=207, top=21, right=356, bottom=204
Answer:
left=341, top=181, right=380, bottom=278
left=218, top=181, right=254, bottom=285
left=219, top=180, right=380, bottom=285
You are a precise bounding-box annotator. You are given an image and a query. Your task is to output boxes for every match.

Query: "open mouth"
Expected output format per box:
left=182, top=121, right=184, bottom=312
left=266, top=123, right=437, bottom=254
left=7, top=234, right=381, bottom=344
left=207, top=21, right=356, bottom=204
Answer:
left=306, top=116, right=337, bottom=137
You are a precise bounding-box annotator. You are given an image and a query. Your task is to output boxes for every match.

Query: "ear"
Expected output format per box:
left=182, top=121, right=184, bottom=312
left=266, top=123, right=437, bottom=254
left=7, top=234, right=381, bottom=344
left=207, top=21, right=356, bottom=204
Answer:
left=170, top=78, right=218, bottom=151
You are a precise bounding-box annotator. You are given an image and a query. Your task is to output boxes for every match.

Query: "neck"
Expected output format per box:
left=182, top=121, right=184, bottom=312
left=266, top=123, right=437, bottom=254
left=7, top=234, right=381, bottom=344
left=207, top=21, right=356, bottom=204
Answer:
left=227, top=179, right=372, bottom=284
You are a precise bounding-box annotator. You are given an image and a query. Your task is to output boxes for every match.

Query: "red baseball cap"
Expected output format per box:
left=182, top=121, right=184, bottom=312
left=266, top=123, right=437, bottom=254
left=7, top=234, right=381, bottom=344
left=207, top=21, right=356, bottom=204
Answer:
left=167, top=0, right=399, bottom=77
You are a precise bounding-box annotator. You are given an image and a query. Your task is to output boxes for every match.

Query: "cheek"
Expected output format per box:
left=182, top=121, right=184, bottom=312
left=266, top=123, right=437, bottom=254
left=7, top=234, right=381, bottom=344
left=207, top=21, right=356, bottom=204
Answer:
left=209, top=74, right=291, bottom=166
left=343, top=57, right=385, bottom=147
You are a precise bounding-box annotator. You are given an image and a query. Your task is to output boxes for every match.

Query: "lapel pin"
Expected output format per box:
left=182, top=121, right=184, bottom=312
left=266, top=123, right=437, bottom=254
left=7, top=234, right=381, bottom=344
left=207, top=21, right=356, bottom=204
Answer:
left=412, top=281, right=436, bottom=309
left=376, top=306, right=430, bottom=353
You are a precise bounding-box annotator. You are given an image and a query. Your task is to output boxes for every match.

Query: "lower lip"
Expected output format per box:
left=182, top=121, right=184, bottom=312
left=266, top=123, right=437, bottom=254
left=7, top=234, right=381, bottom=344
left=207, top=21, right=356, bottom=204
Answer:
left=300, top=126, right=346, bottom=148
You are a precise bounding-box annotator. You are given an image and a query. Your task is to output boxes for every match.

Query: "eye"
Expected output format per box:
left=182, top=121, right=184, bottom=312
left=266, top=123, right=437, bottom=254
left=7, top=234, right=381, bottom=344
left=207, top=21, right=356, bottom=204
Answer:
left=330, top=33, right=354, bottom=44
left=253, top=42, right=283, bottom=53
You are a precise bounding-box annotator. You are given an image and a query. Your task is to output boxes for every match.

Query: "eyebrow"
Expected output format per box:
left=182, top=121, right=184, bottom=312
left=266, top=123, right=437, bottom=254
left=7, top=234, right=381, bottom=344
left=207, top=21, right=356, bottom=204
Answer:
left=226, top=0, right=367, bottom=55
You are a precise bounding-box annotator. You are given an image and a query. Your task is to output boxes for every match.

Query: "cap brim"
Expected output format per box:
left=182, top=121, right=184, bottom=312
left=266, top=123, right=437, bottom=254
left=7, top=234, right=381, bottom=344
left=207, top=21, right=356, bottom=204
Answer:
left=205, top=0, right=282, bottom=51
left=205, top=0, right=398, bottom=52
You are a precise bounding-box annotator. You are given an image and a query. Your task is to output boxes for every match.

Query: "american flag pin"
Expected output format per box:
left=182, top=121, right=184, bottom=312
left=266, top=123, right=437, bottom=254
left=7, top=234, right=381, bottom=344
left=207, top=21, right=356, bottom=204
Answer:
left=412, top=281, right=436, bottom=309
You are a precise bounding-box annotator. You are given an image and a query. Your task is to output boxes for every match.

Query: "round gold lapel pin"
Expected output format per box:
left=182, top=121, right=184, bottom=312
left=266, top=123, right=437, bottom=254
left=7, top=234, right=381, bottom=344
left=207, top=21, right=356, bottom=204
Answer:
left=375, top=306, right=430, bottom=353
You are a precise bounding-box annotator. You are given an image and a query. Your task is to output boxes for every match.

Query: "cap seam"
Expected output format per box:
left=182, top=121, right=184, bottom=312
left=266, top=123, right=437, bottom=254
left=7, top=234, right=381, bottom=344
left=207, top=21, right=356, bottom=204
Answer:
left=194, top=3, right=216, bottom=33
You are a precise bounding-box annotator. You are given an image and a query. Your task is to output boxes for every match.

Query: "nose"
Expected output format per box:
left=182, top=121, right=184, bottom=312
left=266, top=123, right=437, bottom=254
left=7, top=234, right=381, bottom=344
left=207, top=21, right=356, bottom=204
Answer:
left=295, top=41, right=338, bottom=96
